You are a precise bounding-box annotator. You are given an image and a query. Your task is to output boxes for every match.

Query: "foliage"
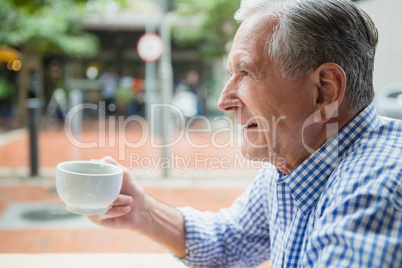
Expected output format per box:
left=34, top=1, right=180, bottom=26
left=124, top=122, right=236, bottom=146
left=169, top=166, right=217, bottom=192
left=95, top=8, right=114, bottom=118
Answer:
left=0, top=0, right=99, bottom=57
left=172, top=0, right=241, bottom=58
left=0, top=77, right=12, bottom=99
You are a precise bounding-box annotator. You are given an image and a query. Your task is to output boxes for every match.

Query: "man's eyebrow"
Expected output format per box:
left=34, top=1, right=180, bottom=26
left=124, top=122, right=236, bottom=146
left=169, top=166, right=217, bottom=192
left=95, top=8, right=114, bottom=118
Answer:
left=234, top=62, right=257, bottom=74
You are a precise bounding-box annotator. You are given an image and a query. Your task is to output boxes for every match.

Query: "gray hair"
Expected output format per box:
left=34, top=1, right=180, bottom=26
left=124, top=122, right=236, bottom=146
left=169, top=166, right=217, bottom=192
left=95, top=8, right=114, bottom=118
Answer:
left=234, top=0, right=378, bottom=111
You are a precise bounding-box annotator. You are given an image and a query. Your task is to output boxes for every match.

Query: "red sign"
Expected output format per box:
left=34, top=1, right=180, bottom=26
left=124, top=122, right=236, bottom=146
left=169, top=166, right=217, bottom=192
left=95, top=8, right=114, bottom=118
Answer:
left=136, top=33, right=164, bottom=62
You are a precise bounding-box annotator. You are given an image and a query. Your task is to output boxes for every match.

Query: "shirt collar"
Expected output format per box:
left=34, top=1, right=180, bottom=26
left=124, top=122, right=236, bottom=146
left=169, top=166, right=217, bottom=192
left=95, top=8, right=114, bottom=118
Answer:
left=277, top=104, right=381, bottom=215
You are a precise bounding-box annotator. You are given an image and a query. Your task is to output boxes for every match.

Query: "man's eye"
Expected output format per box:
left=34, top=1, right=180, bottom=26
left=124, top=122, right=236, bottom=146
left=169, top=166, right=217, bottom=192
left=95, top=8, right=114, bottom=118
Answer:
left=241, top=70, right=250, bottom=76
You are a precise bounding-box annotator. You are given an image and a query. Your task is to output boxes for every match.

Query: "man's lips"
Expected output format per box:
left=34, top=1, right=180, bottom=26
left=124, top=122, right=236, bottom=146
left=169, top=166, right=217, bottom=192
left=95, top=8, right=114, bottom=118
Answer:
left=243, top=122, right=258, bottom=129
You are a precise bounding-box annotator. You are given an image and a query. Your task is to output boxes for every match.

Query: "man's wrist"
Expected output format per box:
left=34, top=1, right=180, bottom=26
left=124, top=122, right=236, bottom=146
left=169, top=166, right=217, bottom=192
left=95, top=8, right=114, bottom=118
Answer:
left=133, top=194, right=186, bottom=257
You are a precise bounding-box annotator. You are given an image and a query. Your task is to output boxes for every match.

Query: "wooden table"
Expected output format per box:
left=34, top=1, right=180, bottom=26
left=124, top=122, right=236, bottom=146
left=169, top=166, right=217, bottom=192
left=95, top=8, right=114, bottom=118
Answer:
left=0, top=253, right=187, bottom=268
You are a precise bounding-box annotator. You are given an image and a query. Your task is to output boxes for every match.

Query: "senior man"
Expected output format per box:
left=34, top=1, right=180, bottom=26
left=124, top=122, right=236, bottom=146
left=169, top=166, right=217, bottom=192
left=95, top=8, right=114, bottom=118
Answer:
left=89, top=0, right=402, bottom=267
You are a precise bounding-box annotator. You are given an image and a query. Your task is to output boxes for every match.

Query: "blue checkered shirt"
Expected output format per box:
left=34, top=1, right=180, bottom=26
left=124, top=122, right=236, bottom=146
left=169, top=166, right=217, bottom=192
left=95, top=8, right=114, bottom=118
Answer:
left=176, top=104, right=402, bottom=267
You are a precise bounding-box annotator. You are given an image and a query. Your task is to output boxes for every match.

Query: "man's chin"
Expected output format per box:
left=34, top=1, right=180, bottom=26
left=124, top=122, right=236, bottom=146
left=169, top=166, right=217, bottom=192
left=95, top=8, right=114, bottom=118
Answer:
left=241, top=146, right=289, bottom=173
left=240, top=146, right=271, bottom=162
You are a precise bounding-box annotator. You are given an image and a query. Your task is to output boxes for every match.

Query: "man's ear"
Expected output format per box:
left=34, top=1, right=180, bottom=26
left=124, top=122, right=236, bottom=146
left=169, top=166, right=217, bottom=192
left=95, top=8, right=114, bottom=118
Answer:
left=311, top=63, right=346, bottom=123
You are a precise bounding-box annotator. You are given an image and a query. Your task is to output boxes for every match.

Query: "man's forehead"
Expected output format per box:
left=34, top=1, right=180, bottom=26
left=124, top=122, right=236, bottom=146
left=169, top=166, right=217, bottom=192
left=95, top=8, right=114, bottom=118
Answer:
left=234, top=10, right=277, bottom=46
left=228, top=12, right=276, bottom=65
left=227, top=50, right=254, bottom=67
left=226, top=47, right=268, bottom=79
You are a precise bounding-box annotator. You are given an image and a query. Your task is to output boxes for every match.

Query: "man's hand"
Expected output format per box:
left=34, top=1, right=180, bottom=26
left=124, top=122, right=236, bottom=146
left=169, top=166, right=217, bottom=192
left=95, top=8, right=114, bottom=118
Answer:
left=87, top=156, right=186, bottom=258
left=87, top=156, right=146, bottom=230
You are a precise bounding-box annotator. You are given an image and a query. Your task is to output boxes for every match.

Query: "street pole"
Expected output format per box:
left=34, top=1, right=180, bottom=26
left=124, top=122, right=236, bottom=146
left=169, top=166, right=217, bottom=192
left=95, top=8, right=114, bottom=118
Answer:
left=69, top=89, right=83, bottom=138
left=159, top=1, right=174, bottom=178
left=27, top=98, right=41, bottom=177
left=144, top=23, right=158, bottom=125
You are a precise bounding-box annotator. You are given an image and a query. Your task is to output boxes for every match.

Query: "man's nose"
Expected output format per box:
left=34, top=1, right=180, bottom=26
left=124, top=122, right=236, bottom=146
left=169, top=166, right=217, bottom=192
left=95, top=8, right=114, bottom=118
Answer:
left=217, top=78, right=242, bottom=111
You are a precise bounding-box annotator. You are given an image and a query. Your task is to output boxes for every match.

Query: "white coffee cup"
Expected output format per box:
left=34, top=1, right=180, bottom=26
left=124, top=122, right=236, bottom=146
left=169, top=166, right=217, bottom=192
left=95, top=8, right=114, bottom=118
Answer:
left=56, top=161, right=123, bottom=215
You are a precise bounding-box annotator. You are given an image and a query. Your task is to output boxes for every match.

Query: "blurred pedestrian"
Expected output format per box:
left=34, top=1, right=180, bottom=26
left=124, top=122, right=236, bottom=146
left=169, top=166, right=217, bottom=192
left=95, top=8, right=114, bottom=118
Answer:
left=115, top=69, right=133, bottom=117
left=99, top=66, right=118, bottom=115
left=128, top=73, right=144, bottom=117
left=175, top=71, right=204, bottom=116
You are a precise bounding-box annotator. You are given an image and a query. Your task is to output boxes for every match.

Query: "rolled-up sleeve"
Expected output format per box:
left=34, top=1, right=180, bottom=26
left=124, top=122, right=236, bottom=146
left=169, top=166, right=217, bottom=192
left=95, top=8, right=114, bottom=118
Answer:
left=175, top=169, right=271, bottom=268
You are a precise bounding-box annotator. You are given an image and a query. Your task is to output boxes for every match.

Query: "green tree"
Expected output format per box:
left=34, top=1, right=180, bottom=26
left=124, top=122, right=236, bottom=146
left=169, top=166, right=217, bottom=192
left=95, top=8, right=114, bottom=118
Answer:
left=173, top=0, right=241, bottom=58
left=0, top=0, right=99, bottom=125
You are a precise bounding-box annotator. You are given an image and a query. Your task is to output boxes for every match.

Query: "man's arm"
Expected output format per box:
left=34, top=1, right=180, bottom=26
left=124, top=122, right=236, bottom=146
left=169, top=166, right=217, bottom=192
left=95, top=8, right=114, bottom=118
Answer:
left=138, top=195, right=186, bottom=257
left=176, top=167, right=271, bottom=267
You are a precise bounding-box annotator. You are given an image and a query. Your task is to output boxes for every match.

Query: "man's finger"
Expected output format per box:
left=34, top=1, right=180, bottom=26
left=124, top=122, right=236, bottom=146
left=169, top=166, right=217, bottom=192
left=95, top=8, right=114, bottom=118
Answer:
left=104, top=205, right=131, bottom=218
left=112, top=195, right=133, bottom=206
left=88, top=205, right=131, bottom=222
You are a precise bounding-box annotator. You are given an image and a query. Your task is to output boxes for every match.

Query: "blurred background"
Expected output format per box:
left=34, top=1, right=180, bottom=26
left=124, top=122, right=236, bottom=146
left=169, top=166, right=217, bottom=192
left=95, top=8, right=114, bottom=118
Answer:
left=0, top=0, right=401, bottom=267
